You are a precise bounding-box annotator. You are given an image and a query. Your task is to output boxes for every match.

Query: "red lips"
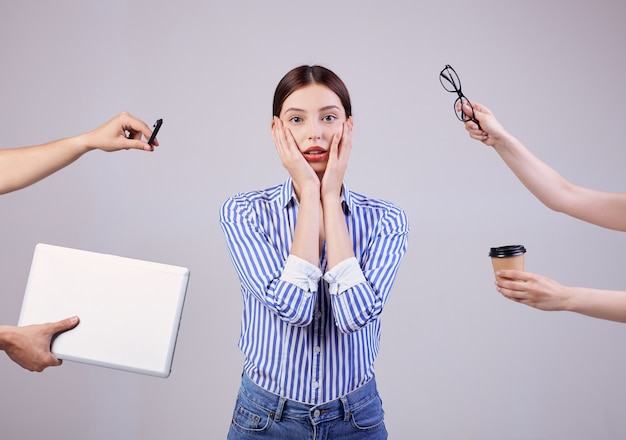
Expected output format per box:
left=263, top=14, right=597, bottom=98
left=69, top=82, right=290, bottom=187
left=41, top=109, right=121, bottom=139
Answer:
left=303, top=146, right=327, bottom=163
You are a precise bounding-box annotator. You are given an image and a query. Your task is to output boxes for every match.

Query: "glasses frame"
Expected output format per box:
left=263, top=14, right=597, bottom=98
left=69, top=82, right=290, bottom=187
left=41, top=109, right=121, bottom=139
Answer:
left=439, top=64, right=481, bottom=129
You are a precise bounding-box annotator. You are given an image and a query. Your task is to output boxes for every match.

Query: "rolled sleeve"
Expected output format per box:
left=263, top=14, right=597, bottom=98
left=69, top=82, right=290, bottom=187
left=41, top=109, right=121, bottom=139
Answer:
left=281, top=254, right=323, bottom=293
left=323, top=257, right=367, bottom=295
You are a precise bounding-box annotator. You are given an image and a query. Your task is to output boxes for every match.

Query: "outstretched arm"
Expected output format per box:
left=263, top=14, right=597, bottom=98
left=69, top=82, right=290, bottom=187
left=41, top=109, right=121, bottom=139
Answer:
left=463, top=102, right=626, bottom=232
left=0, top=112, right=158, bottom=195
left=495, top=270, right=626, bottom=323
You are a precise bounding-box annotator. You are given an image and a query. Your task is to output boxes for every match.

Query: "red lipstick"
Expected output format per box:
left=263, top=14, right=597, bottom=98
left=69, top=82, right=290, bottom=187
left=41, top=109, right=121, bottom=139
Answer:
left=303, top=146, right=327, bottom=163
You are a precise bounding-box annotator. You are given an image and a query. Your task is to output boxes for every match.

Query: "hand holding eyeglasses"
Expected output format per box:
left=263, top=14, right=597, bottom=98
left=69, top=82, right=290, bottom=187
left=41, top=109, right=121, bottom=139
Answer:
left=439, top=64, right=482, bottom=130
left=461, top=101, right=512, bottom=148
left=439, top=65, right=514, bottom=148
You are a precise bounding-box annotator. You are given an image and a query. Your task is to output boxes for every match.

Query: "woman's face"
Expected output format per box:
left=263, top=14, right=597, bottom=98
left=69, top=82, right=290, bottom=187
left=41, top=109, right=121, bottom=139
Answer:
left=278, top=84, right=347, bottom=174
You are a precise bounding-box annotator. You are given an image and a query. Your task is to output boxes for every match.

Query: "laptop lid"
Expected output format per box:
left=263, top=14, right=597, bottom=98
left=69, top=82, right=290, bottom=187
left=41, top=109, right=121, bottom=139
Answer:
left=18, top=243, right=190, bottom=378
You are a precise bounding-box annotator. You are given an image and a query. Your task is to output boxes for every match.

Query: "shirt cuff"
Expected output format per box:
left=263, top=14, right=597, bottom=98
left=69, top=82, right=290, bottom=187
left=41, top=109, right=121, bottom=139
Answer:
left=323, top=257, right=366, bottom=295
left=280, top=255, right=323, bottom=292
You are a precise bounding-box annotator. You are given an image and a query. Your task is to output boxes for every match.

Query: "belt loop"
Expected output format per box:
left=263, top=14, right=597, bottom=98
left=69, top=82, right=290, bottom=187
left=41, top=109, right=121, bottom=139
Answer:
left=340, top=396, right=350, bottom=422
left=274, top=397, right=287, bottom=422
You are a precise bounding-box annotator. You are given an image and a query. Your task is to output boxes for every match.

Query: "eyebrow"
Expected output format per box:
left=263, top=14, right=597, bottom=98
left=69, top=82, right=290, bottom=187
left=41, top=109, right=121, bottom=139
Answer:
left=283, top=105, right=342, bottom=114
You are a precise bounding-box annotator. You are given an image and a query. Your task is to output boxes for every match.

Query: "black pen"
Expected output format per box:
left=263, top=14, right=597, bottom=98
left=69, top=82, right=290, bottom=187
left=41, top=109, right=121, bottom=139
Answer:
left=148, top=119, right=163, bottom=146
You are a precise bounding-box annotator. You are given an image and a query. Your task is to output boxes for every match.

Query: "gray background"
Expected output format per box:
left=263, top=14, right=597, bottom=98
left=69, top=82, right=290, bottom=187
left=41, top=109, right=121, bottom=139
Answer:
left=2, top=0, right=626, bottom=438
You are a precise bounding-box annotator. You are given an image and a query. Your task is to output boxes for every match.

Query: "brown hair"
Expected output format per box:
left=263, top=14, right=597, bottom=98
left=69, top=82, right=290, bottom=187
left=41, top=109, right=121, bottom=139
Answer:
left=272, top=65, right=352, bottom=118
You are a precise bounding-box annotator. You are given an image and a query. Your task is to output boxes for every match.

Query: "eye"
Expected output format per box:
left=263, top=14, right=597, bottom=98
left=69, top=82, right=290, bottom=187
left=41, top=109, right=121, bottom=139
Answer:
left=289, top=116, right=302, bottom=123
left=322, top=114, right=337, bottom=122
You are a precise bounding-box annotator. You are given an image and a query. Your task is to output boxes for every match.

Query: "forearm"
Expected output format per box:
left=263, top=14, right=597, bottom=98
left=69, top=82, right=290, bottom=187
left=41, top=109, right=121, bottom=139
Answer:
left=565, top=286, right=626, bottom=323
left=223, top=241, right=319, bottom=325
left=322, top=194, right=354, bottom=268
left=492, top=134, right=626, bottom=230
left=325, top=206, right=408, bottom=333
left=492, top=133, right=574, bottom=212
left=220, top=197, right=319, bottom=325
left=0, top=136, right=88, bottom=194
left=290, top=188, right=321, bottom=266
left=322, top=196, right=373, bottom=333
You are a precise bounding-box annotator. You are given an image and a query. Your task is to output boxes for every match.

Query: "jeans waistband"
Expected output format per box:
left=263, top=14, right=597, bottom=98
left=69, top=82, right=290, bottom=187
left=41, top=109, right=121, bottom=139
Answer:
left=239, top=373, right=379, bottom=425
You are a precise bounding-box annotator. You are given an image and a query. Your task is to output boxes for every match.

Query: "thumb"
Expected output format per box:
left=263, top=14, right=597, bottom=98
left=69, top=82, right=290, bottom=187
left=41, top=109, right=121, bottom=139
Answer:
left=50, top=316, right=80, bottom=334
left=466, top=101, right=491, bottom=118
left=122, top=139, right=155, bottom=151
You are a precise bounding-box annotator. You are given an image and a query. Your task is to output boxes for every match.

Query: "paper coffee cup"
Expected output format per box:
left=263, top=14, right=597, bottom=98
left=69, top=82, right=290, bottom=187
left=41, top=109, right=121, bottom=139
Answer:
left=489, top=245, right=526, bottom=278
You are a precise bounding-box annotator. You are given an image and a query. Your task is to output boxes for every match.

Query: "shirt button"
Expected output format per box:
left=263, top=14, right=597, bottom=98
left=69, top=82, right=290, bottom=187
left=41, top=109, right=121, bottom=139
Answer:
left=312, top=381, right=319, bottom=389
left=314, top=346, right=321, bottom=354
left=315, top=311, right=322, bottom=319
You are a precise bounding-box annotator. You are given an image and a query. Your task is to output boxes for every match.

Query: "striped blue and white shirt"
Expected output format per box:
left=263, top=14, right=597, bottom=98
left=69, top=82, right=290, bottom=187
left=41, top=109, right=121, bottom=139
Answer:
left=220, top=178, right=409, bottom=404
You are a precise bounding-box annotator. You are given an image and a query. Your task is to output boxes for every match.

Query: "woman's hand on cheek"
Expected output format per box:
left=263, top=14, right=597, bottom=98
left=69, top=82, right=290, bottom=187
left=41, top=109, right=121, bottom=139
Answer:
left=322, top=118, right=353, bottom=198
left=272, top=117, right=319, bottom=190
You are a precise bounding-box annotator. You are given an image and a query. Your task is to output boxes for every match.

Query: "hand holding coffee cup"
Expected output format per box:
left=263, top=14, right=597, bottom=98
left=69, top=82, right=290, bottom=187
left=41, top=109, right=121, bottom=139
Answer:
left=489, top=245, right=526, bottom=280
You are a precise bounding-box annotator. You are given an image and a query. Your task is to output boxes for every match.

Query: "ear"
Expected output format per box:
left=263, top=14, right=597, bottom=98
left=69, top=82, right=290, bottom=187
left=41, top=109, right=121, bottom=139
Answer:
left=346, top=116, right=354, bottom=131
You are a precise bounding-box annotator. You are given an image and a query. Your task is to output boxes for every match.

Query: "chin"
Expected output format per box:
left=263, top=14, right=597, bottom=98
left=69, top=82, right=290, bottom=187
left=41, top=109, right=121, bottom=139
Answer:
left=310, top=163, right=327, bottom=177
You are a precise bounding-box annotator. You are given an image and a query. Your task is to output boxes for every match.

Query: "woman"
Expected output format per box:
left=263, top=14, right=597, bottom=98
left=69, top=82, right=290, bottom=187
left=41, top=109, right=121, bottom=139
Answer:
left=463, top=101, right=626, bottom=323
left=220, top=65, right=409, bottom=439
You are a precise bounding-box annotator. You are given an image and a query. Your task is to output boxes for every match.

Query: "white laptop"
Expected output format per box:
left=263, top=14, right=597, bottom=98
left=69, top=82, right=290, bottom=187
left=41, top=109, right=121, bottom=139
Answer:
left=18, top=243, right=190, bottom=378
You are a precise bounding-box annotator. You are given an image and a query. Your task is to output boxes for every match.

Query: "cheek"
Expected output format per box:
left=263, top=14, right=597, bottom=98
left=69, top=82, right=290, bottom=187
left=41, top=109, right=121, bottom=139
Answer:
left=287, top=126, right=306, bottom=144
left=327, top=119, right=346, bottom=137
left=326, top=126, right=343, bottom=141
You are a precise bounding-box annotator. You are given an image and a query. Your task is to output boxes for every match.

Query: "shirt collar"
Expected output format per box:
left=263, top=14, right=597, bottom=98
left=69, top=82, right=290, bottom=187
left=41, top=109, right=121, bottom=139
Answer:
left=280, top=177, right=297, bottom=209
left=340, top=181, right=353, bottom=215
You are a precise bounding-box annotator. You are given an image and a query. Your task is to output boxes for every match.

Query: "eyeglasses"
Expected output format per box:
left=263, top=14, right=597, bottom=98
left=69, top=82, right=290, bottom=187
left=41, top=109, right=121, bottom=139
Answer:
left=439, top=64, right=481, bottom=130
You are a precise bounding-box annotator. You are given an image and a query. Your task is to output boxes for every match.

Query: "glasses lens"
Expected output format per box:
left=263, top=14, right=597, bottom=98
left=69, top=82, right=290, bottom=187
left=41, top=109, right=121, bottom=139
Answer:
left=440, top=66, right=461, bottom=93
left=455, top=96, right=473, bottom=122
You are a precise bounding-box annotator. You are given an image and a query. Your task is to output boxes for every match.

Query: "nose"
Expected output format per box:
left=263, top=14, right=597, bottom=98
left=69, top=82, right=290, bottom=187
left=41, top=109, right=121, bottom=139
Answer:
left=307, top=120, right=321, bottom=140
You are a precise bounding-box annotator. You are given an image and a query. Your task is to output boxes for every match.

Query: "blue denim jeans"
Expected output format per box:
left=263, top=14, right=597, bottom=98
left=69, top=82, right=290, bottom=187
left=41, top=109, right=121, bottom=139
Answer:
left=227, top=373, right=388, bottom=440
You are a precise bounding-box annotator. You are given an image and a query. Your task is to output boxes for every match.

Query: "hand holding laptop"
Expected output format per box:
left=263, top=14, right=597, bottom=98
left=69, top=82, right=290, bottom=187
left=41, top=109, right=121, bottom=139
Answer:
left=0, top=316, right=79, bottom=372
